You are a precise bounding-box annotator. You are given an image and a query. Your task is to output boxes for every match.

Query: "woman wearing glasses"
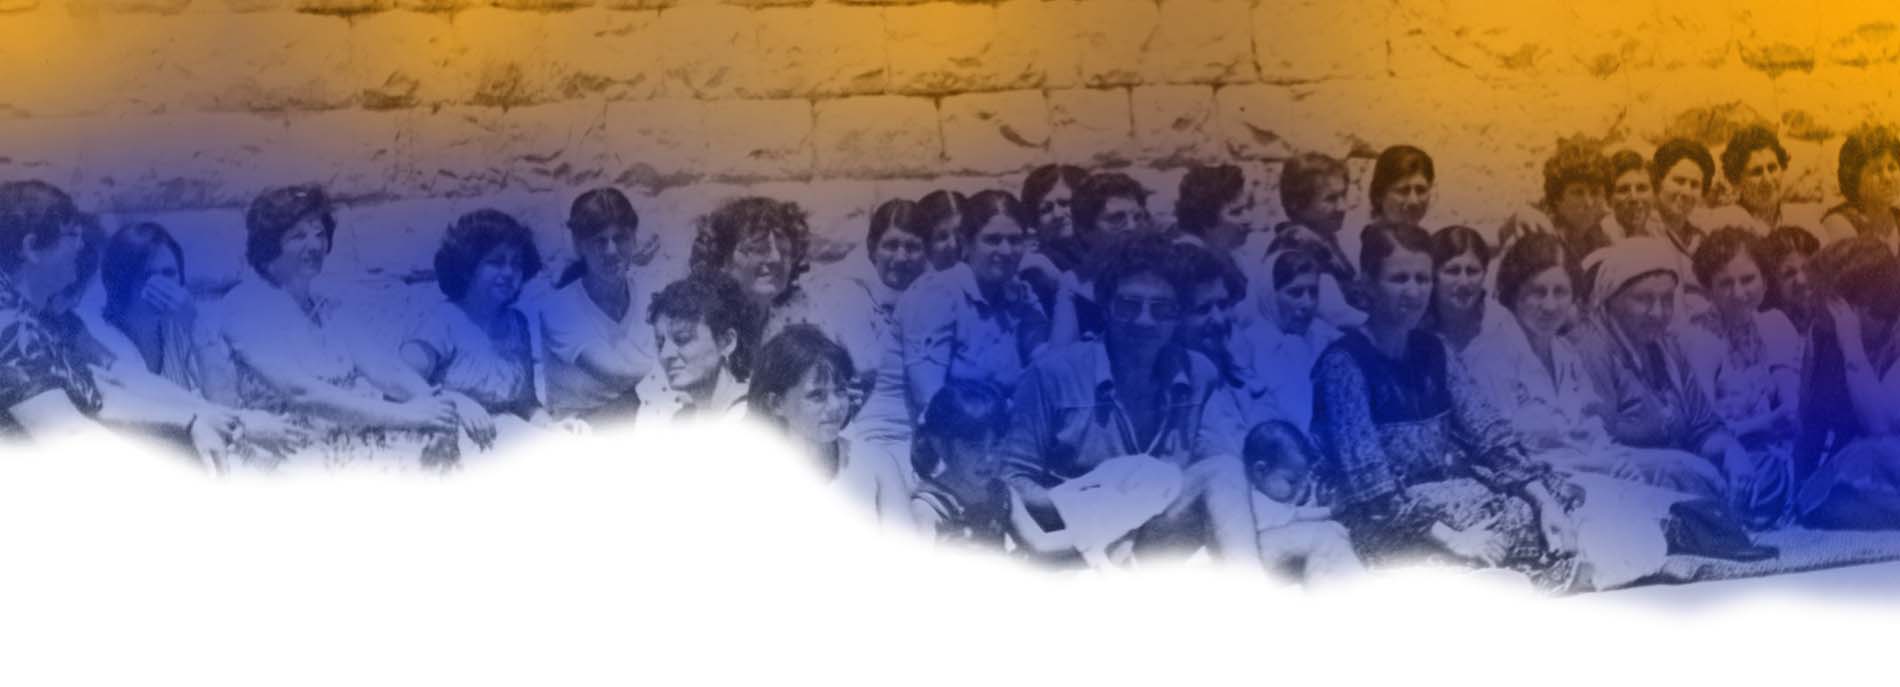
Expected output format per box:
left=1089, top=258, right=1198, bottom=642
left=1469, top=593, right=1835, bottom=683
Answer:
left=852, top=190, right=1048, bottom=489
left=688, top=196, right=822, bottom=348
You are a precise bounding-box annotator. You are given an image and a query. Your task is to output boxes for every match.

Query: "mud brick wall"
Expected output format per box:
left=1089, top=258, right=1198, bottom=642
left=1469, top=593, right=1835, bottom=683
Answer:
left=1, top=0, right=1897, bottom=291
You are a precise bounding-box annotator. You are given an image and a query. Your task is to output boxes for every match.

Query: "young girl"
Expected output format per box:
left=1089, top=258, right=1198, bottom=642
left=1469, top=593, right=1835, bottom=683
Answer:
left=908, top=380, right=1011, bottom=548
left=1241, top=421, right=1365, bottom=583
left=749, top=325, right=912, bottom=528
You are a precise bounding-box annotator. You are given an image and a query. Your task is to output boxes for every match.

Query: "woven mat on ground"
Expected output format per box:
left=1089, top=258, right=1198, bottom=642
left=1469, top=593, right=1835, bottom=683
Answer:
left=1643, top=528, right=1900, bottom=586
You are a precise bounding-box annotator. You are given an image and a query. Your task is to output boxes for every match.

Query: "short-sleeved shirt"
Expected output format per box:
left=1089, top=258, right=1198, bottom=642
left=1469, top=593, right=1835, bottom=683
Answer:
left=538, top=276, right=654, bottom=420
left=0, top=273, right=102, bottom=433
left=407, top=301, right=539, bottom=419
left=998, top=341, right=1247, bottom=491
left=218, top=278, right=373, bottom=414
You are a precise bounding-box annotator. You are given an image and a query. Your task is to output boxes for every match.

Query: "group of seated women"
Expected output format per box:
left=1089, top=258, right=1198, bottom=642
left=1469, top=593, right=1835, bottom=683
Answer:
left=7, top=119, right=1900, bottom=589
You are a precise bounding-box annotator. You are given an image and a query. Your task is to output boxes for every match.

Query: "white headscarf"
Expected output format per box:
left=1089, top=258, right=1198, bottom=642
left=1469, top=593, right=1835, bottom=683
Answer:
left=1584, top=237, right=1681, bottom=314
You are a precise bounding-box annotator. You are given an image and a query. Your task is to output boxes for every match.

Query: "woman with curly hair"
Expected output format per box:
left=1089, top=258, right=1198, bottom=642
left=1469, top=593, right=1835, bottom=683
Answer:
left=633, top=272, right=760, bottom=428
left=1172, top=163, right=1254, bottom=253
left=382, top=209, right=578, bottom=456
left=689, top=196, right=820, bottom=347
left=1498, top=140, right=1613, bottom=262
left=1820, top=123, right=1900, bottom=249
left=215, top=184, right=461, bottom=471
left=541, top=187, right=655, bottom=425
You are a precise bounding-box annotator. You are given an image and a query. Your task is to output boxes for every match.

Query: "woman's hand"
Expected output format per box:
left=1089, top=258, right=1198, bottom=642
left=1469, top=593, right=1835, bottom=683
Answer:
left=1827, top=297, right=1863, bottom=355
left=445, top=392, right=497, bottom=450
left=395, top=395, right=460, bottom=434
left=187, top=412, right=239, bottom=473
left=1428, top=517, right=1509, bottom=567
left=141, top=278, right=198, bottom=325
left=236, top=410, right=312, bottom=450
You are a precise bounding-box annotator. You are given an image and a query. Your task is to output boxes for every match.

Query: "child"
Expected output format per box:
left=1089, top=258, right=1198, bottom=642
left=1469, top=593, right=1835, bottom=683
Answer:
left=910, top=381, right=1013, bottom=548
left=1242, top=421, right=1365, bottom=583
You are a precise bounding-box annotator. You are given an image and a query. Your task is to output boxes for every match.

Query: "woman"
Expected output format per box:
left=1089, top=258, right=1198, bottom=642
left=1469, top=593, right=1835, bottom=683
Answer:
left=540, top=188, right=653, bottom=424
left=1465, top=234, right=1725, bottom=497
left=689, top=196, right=818, bottom=345
left=1369, top=145, right=1435, bottom=227
left=1021, top=163, right=1088, bottom=266
left=1570, top=237, right=1791, bottom=528
left=914, top=190, right=967, bottom=273
left=809, top=198, right=928, bottom=394
left=217, top=185, right=461, bottom=470
left=1173, top=163, right=1254, bottom=253
left=853, top=190, right=1046, bottom=488
left=1424, top=225, right=1512, bottom=356
left=392, top=209, right=566, bottom=453
left=1310, top=222, right=1587, bottom=588
left=633, top=273, right=759, bottom=428
left=1259, top=151, right=1365, bottom=330
left=1651, top=138, right=1717, bottom=265
left=1500, top=141, right=1614, bottom=261
left=1719, top=125, right=1820, bottom=236
left=1792, top=239, right=1900, bottom=527
left=1237, top=245, right=1341, bottom=433
left=1755, top=225, right=1822, bottom=335
left=1820, top=124, right=1900, bottom=249
left=749, top=324, right=912, bottom=527
left=1683, top=228, right=1803, bottom=468
left=1605, top=149, right=1659, bottom=241
left=86, top=221, right=305, bottom=456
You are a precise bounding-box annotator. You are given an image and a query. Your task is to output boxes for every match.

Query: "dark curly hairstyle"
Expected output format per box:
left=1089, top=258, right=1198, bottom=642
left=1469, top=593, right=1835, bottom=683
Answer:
left=1543, top=140, right=1613, bottom=207
left=1280, top=152, right=1350, bottom=219
left=1721, top=125, right=1789, bottom=185
left=865, top=198, right=923, bottom=251
left=101, top=222, right=186, bottom=319
left=690, top=196, right=811, bottom=305
left=1814, top=237, right=1900, bottom=323
left=1369, top=145, right=1435, bottom=217
left=1753, top=225, right=1820, bottom=315
left=1021, top=164, right=1088, bottom=227
left=434, top=209, right=544, bottom=302
left=1091, top=232, right=1195, bottom=308
left=1174, top=164, right=1246, bottom=238
left=647, top=272, right=762, bottom=383
left=957, top=189, right=1029, bottom=242
left=1173, top=240, right=1247, bottom=306
left=746, top=324, right=856, bottom=426
left=559, top=187, right=640, bottom=287
left=0, top=180, right=81, bottom=271
left=1605, top=149, right=1649, bottom=192
left=1494, top=232, right=1580, bottom=311
left=1651, top=138, right=1716, bottom=190
left=1691, top=227, right=1763, bottom=292
left=244, top=184, right=336, bottom=280
left=1073, top=172, right=1149, bottom=237
left=1838, top=123, right=1900, bottom=205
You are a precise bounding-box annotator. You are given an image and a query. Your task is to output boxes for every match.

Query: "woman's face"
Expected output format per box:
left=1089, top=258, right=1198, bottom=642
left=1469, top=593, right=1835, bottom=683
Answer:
left=1434, top=250, right=1487, bottom=314
left=772, top=363, right=854, bottom=446
left=1095, top=196, right=1149, bottom=236
left=1036, top=182, right=1075, bottom=242
left=653, top=315, right=729, bottom=392
left=1554, top=181, right=1607, bottom=234
left=1179, top=278, right=1235, bottom=357
left=467, top=242, right=527, bottom=307
left=1773, top=253, right=1813, bottom=312
left=870, top=229, right=927, bottom=292
left=141, top=247, right=183, bottom=291
left=1656, top=160, right=1706, bottom=223
left=1707, top=252, right=1766, bottom=320
left=579, top=223, right=637, bottom=281
left=1105, top=271, right=1182, bottom=349
left=964, top=214, right=1028, bottom=288
left=1738, top=149, right=1786, bottom=214
left=1378, top=173, right=1433, bottom=226
left=1857, top=152, right=1900, bottom=208
left=927, top=217, right=961, bottom=271
left=1606, top=272, right=1679, bottom=344
left=1610, top=169, right=1655, bottom=231
left=1370, top=247, right=1434, bottom=331
left=1208, top=191, right=1257, bottom=253
left=1510, top=266, right=1575, bottom=340
left=267, top=217, right=329, bottom=286
left=1293, top=175, right=1349, bottom=236
left=726, top=229, right=794, bottom=304
left=1274, top=271, right=1320, bottom=335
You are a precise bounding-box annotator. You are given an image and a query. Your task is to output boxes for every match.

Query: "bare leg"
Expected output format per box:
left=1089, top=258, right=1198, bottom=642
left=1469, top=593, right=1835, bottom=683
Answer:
left=1138, top=455, right=1264, bottom=569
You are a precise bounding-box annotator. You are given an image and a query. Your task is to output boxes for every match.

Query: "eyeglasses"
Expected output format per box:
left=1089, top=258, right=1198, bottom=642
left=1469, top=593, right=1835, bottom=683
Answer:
left=1109, top=296, right=1182, bottom=322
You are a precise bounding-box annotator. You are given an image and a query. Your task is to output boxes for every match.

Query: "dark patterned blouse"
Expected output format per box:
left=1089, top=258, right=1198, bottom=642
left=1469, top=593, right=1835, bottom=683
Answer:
left=0, top=272, right=103, bottom=435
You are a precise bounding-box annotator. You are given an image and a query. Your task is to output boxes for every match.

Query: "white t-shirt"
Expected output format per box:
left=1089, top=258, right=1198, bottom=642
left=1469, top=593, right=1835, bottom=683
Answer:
left=537, top=276, right=654, bottom=420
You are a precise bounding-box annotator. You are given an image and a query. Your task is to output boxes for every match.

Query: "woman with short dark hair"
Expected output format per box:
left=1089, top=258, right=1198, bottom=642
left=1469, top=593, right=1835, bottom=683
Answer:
left=1651, top=138, right=1718, bottom=262
left=749, top=324, right=912, bottom=527
left=540, top=187, right=653, bottom=424
left=633, top=272, right=760, bottom=428
left=217, top=184, right=460, bottom=470
left=1173, top=163, right=1253, bottom=252
left=1754, top=225, right=1822, bottom=334
left=806, top=197, right=929, bottom=399
left=1368, top=145, right=1435, bottom=227
left=689, top=196, right=820, bottom=347
left=1794, top=239, right=1900, bottom=528
left=1820, top=123, right=1900, bottom=249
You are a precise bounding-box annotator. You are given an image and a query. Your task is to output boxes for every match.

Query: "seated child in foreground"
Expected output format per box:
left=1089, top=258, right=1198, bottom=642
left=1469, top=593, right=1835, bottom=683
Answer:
left=1243, top=421, right=1365, bottom=582
left=910, top=381, right=1012, bottom=548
